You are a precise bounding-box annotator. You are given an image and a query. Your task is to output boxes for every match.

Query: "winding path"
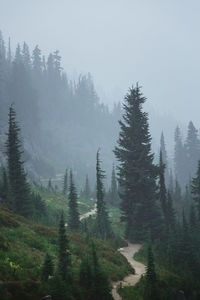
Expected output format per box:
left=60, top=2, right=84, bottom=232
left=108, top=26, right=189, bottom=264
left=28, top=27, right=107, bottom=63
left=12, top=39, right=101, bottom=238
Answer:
left=112, top=243, right=146, bottom=300
left=78, top=205, right=146, bottom=300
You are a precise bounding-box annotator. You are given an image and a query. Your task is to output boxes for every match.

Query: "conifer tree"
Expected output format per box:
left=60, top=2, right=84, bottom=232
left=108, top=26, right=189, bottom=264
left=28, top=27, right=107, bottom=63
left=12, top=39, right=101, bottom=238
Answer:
left=0, top=167, right=8, bottom=199
left=158, top=150, right=167, bottom=217
left=191, top=160, right=200, bottom=219
left=62, top=168, right=68, bottom=195
left=109, top=164, right=118, bottom=205
left=174, top=126, right=187, bottom=189
left=58, top=212, right=71, bottom=281
left=48, top=178, right=52, bottom=191
left=79, top=256, right=93, bottom=295
left=42, top=253, right=54, bottom=281
left=6, top=105, right=32, bottom=217
left=166, top=192, right=176, bottom=231
left=91, top=242, right=112, bottom=300
left=96, top=149, right=112, bottom=239
left=185, top=121, right=200, bottom=179
left=114, top=84, right=162, bottom=241
left=160, top=132, right=169, bottom=186
left=68, top=170, right=80, bottom=231
left=144, top=244, right=159, bottom=300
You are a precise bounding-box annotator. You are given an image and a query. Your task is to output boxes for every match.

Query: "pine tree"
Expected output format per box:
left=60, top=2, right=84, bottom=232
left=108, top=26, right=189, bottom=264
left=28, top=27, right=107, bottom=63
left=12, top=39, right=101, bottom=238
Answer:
left=6, top=105, right=32, bottom=217
left=160, top=132, right=169, bottom=186
left=191, top=160, right=200, bottom=219
left=109, top=164, right=118, bottom=206
left=42, top=253, right=54, bottom=281
left=166, top=192, right=176, bottom=231
left=68, top=170, right=80, bottom=231
left=96, top=149, right=112, bottom=239
left=114, top=84, right=162, bottom=241
left=174, top=126, right=187, bottom=189
left=0, top=167, right=8, bottom=199
left=58, top=212, right=71, bottom=281
left=91, top=242, right=112, bottom=300
left=185, top=121, right=200, bottom=179
left=79, top=256, right=93, bottom=293
left=158, top=150, right=167, bottom=217
left=62, top=168, right=68, bottom=195
left=144, top=244, right=159, bottom=300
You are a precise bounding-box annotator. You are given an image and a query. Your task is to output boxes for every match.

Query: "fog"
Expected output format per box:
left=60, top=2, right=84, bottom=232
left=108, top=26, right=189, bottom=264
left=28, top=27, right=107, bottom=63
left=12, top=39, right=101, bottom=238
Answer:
left=1, top=0, right=200, bottom=125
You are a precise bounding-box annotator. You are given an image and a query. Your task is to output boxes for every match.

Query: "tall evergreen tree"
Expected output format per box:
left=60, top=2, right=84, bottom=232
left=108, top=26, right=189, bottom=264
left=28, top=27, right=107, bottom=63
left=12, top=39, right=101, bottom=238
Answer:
left=62, top=168, right=68, bottom=195
left=68, top=170, right=80, bottom=231
left=58, top=212, right=71, bottom=281
left=6, top=105, right=32, bottom=217
left=91, top=242, right=112, bottom=300
left=144, top=244, right=159, bottom=300
left=185, top=121, right=200, bottom=179
left=158, top=150, right=167, bottom=217
left=0, top=167, right=8, bottom=199
left=114, top=85, right=162, bottom=241
left=108, top=164, right=118, bottom=206
left=174, top=126, right=187, bottom=189
left=191, top=160, right=200, bottom=219
left=160, top=132, right=169, bottom=186
left=96, top=149, right=112, bottom=239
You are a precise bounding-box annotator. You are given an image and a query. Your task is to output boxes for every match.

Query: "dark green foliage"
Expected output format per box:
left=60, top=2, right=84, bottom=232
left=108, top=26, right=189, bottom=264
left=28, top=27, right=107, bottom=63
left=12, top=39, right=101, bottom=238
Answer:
left=191, top=160, right=200, bottom=219
left=48, top=178, right=52, bottom=191
left=160, top=132, right=169, bottom=187
left=68, top=170, right=80, bottom=231
left=107, top=164, right=119, bottom=206
left=62, top=168, right=68, bottom=195
left=0, top=167, right=8, bottom=200
left=174, top=126, right=187, bottom=190
left=185, top=121, right=200, bottom=180
left=114, top=84, right=162, bottom=241
left=58, top=212, right=71, bottom=281
left=6, top=105, right=32, bottom=217
left=91, top=242, right=113, bottom=300
left=144, top=244, right=159, bottom=300
left=96, top=149, right=112, bottom=239
left=42, top=253, right=54, bottom=281
left=79, top=256, right=93, bottom=298
left=158, top=151, right=167, bottom=217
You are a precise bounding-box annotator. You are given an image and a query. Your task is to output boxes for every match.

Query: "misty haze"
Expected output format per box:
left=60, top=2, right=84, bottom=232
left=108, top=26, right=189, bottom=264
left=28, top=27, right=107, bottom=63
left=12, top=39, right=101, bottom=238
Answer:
left=0, top=1, right=200, bottom=300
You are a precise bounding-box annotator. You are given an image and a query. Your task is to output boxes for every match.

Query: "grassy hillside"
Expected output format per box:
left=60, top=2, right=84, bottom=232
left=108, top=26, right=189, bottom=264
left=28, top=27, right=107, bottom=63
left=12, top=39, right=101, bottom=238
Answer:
left=0, top=207, right=133, bottom=299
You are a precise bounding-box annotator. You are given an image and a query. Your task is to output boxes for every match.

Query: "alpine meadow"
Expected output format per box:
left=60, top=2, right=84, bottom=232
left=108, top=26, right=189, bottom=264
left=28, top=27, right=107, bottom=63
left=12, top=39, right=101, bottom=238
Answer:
left=0, top=1, right=200, bottom=300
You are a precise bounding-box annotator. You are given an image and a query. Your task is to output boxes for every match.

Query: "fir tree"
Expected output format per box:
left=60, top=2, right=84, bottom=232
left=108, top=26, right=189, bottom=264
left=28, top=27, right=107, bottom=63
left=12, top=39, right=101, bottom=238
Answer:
left=174, top=126, right=187, bottom=189
left=42, top=253, right=54, bottom=281
left=58, top=212, right=71, bottom=281
left=62, top=168, right=68, bottom=195
left=79, top=256, right=93, bottom=294
left=96, top=149, right=112, bottom=239
left=68, top=170, right=80, bottom=231
left=144, top=244, right=159, bottom=300
left=185, top=121, right=200, bottom=179
left=6, top=105, right=32, bottom=217
left=114, top=84, right=162, bottom=241
left=191, top=160, right=200, bottom=219
left=91, top=242, right=112, bottom=300
left=48, top=178, right=52, bottom=191
left=109, top=164, right=118, bottom=205
left=166, top=192, right=176, bottom=231
left=160, top=132, right=169, bottom=186
left=0, top=167, right=8, bottom=199
left=158, top=150, right=167, bottom=217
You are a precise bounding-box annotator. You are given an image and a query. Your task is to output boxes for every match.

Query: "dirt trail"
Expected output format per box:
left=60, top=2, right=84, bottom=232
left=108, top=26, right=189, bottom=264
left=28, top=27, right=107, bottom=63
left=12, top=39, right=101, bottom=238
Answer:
left=80, top=204, right=97, bottom=220
left=112, top=242, right=146, bottom=300
left=69, top=206, right=145, bottom=300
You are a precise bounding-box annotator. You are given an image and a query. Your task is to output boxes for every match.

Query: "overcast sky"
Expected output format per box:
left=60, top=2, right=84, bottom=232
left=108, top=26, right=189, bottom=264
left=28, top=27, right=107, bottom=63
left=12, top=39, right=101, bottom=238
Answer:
left=1, top=0, right=200, bottom=126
